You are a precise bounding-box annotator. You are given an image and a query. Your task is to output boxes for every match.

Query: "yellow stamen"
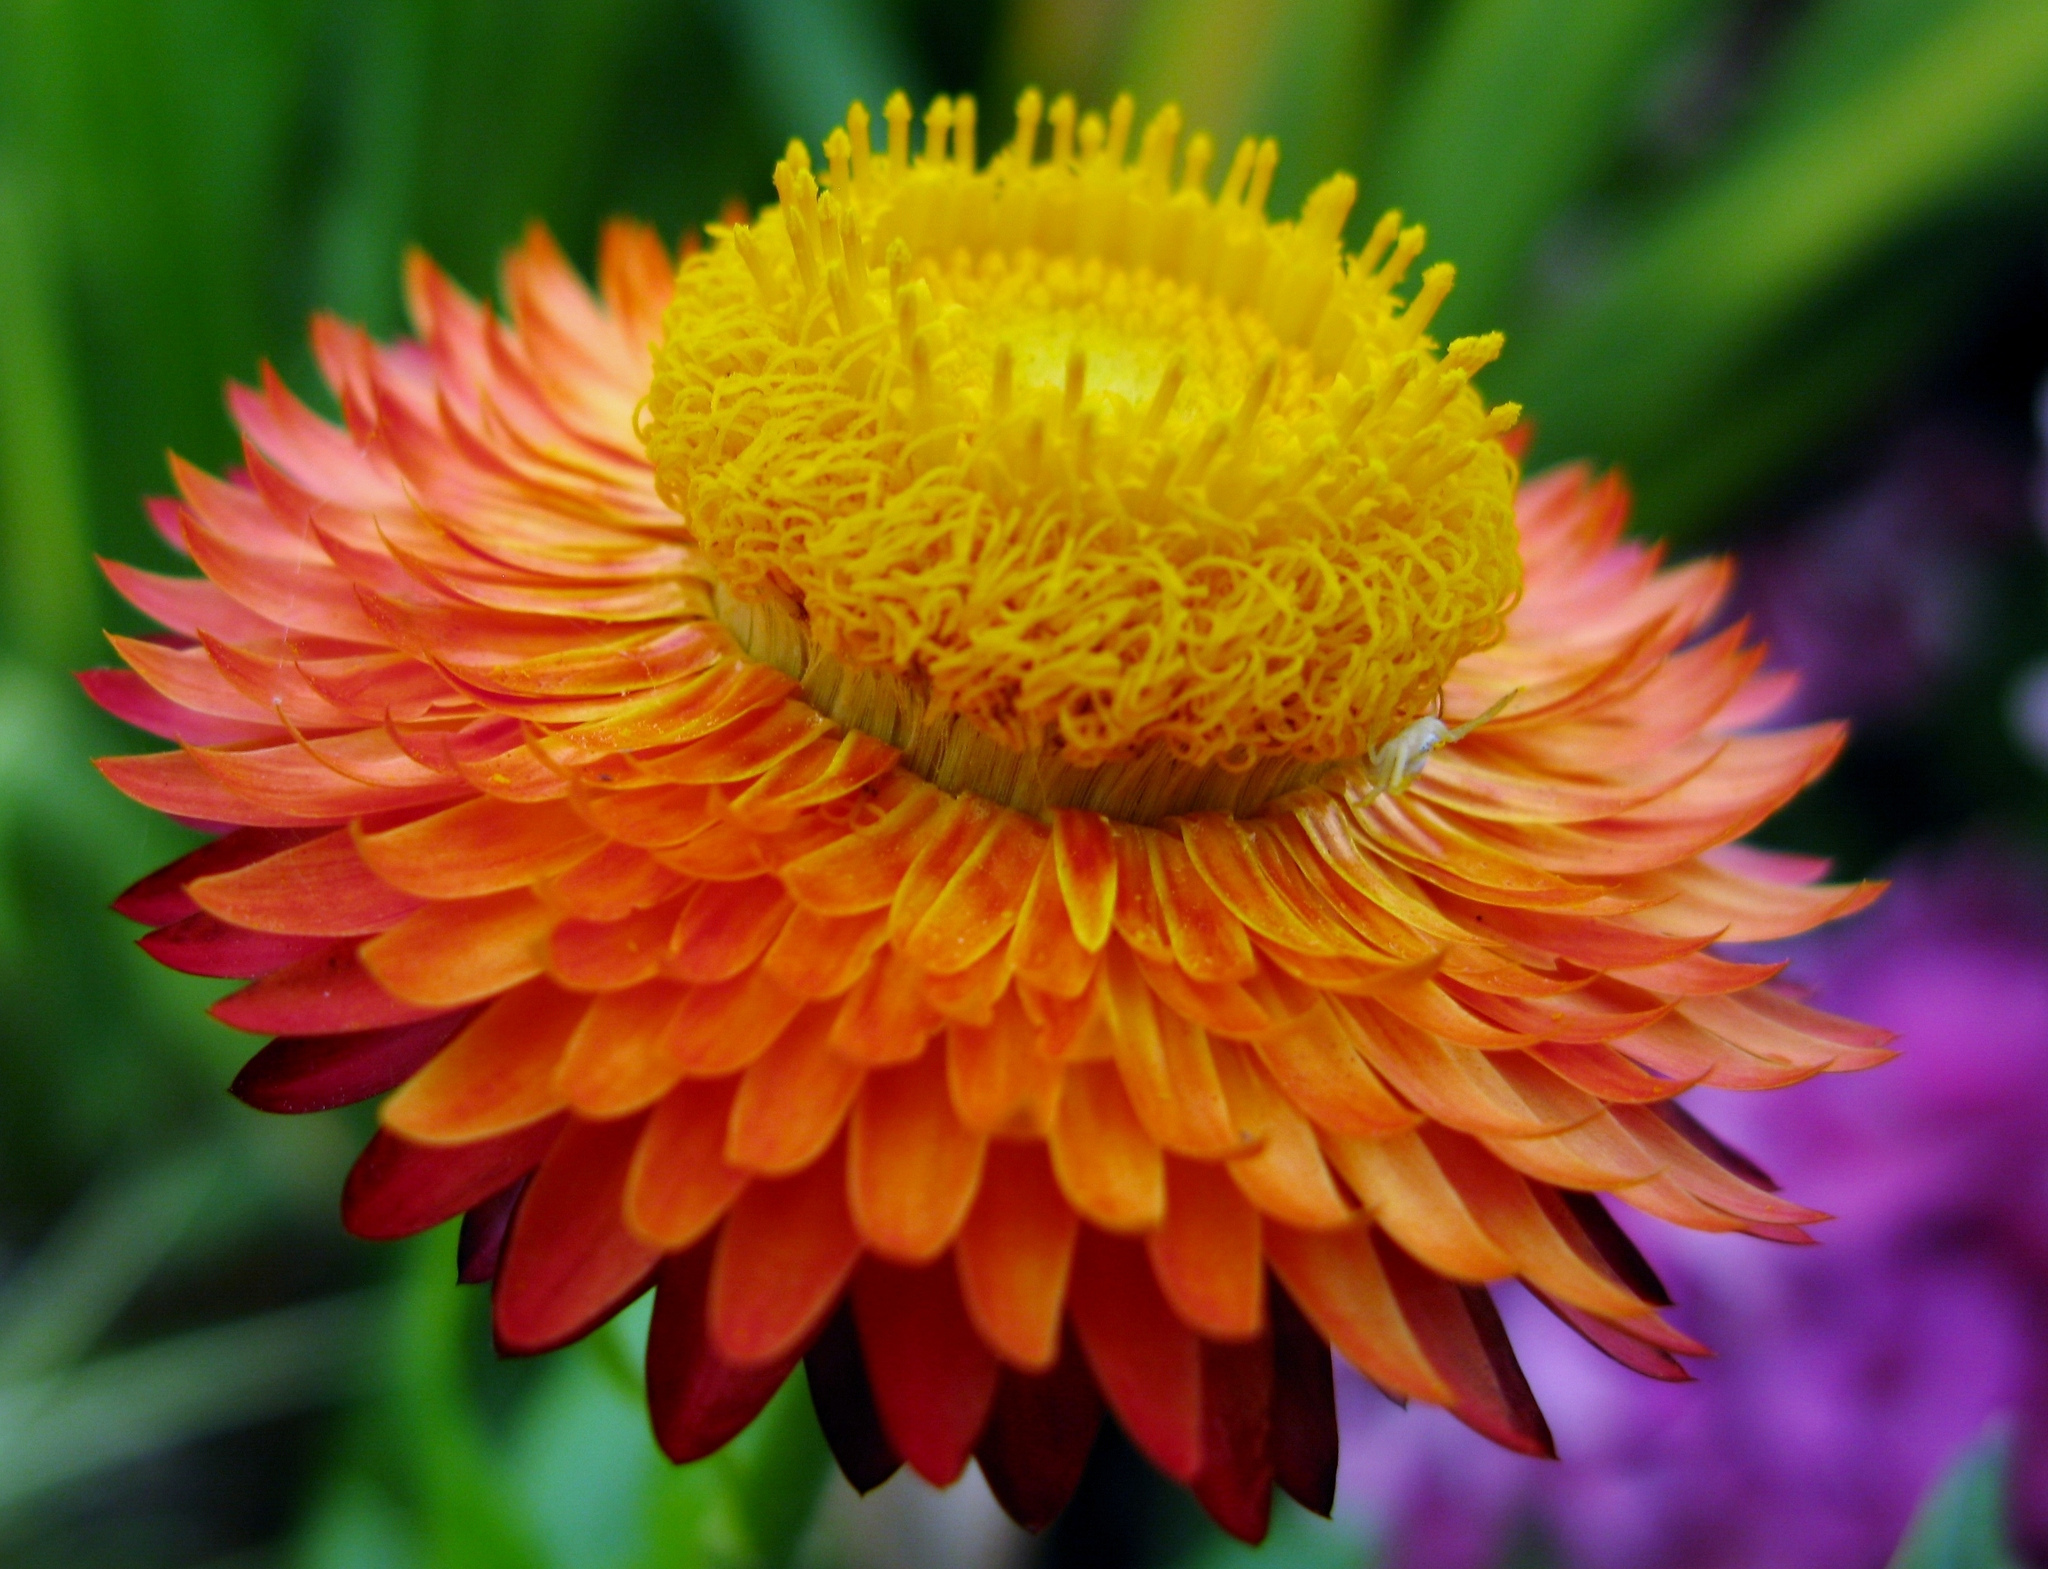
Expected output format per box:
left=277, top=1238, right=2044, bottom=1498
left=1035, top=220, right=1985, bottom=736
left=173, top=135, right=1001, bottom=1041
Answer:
left=644, top=91, right=1523, bottom=811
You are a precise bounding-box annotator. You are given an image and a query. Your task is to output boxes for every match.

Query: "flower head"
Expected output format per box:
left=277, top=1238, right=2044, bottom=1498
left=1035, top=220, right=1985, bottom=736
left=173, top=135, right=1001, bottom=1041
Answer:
left=92, top=91, right=1887, bottom=1545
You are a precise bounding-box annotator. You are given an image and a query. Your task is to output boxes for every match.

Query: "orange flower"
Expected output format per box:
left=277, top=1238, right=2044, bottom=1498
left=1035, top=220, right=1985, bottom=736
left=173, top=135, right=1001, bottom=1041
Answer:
left=92, top=90, right=1889, bottom=1543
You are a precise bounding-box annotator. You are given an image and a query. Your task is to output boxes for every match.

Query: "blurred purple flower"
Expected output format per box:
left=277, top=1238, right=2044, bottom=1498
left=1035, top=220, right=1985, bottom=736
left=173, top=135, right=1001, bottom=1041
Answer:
left=1737, top=427, right=2025, bottom=726
left=1340, top=840, right=2048, bottom=1569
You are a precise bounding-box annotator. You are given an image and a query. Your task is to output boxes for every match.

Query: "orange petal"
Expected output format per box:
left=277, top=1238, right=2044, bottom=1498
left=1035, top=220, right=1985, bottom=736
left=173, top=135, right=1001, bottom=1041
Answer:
left=549, top=900, right=683, bottom=991
left=1052, top=808, right=1117, bottom=951
left=780, top=785, right=950, bottom=914
left=1247, top=994, right=1420, bottom=1137
left=849, top=1048, right=987, bottom=1262
left=1263, top=1222, right=1452, bottom=1404
left=853, top=1259, right=1000, bottom=1485
left=1211, top=1041, right=1355, bottom=1230
left=1049, top=1060, right=1165, bottom=1232
left=97, top=748, right=310, bottom=828
left=1320, top=1128, right=1516, bottom=1282
left=382, top=976, right=584, bottom=1143
left=188, top=829, right=424, bottom=936
left=708, top=1143, right=861, bottom=1365
left=1109, top=822, right=1172, bottom=962
left=359, top=888, right=555, bottom=1007
left=829, top=945, right=944, bottom=1065
left=1480, top=1108, right=1666, bottom=1189
left=1346, top=1001, right=1582, bottom=1138
left=725, top=1004, right=866, bottom=1174
left=625, top=1076, right=747, bottom=1248
left=1147, top=1158, right=1264, bottom=1341
left=554, top=981, right=690, bottom=1116
left=946, top=996, right=1060, bottom=1137
left=1007, top=852, right=1099, bottom=998
left=758, top=905, right=891, bottom=999
left=1424, top=1128, right=1654, bottom=1318
left=886, top=795, right=1003, bottom=947
left=494, top=1113, right=660, bottom=1354
left=954, top=1142, right=1078, bottom=1372
left=1135, top=954, right=1274, bottom=1037
left=1068, top=1229, right=1203, bottom=1483
left=1102, top=945, right=1238, bottom=1158
left=542, top=840, right=690, bottom=922
left=354, top=796, right=599, bottom=899
left=666, top=968, right=807, bottom=1076
left=1180, top=815, right=1354, bottom=958
left=652, top=699, right=831, bottom=784
left=920, top=941, right=1014, bottom=1026
left=1152, top=832, right=1258, bottom=984
left=665, top=876, right=792, bottom=983
left=571, top=779, right=719, bottom=848
left=899, top=808, right=1047, bottom=975
left=1529, top=1039, right=1693, bottom=1103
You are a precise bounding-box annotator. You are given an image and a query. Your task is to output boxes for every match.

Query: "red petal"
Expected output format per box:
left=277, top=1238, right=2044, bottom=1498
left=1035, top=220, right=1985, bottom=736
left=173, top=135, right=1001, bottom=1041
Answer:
left=1192, top=1335, right=1274, bottom=1545
left=495, top=1113, right=661, bottom=1354
left=708, top=1143, right=861, bottom=1365
left=852, top=1258, right=998, bottom=1485
left=342, top=1118, right=563, bottom=1239
left=231, top=1008, right=477, bottom=1114
left=647, top=1242, right=800, bottom=1463
left=1376, top=1236, right=1555, bottom=1457
left=213, top=943, right=444, bottom=1035
left=1068, top=1229, right=1203, bottom=1483
left=139, top=914, right=335, bottom=978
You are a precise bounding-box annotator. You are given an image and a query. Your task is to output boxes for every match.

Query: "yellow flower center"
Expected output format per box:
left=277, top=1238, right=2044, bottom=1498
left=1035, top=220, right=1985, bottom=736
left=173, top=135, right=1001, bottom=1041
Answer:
left=643, top=91, right=1522, bottom=821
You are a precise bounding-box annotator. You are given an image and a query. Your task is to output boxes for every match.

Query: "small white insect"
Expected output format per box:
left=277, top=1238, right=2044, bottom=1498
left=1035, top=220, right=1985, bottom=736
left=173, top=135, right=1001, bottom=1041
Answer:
left=1360, top=688, right=1520, bottom=802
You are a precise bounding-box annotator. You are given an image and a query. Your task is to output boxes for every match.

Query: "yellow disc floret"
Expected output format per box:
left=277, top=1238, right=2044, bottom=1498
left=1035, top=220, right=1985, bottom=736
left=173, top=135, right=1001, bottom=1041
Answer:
left=643, top=90, right=1522, bottom=800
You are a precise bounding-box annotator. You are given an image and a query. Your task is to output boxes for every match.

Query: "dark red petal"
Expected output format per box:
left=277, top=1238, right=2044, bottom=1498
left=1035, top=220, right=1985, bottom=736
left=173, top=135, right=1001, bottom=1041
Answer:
left=1528, top=1288, right=1692, bottom=1381
left=1652, top=1101, right=1779, bottom=1191
left=213, top=943, right=445, bottom=1034
left=457, top=1174, right=529, bottom=1284
left=1376, top=1233, right=1555, bottom=1458
left=647, top=1241, right=800, bottom=1463
left=1067, top=1228, right=1203, bottom=1483
left=851, top=1258, right=999, bottom=1485
left=805, top=1298, right=900, bottom=1494
left=231, top=1008, right=478, bottom=1115
left=112, top=826, right=323, bottom=925
left=1193, top=1335, right=1274, bottom=1544
left=975, top=1331, right=1103, bottom=1534
left=140, top=913, right=336, bottom=978
left=1267, top=1278, right=1337, bottom=1517
left=341, top=1117, right=563, bottom=1240
left=1553, top=1188, right=1672, bottom=1307
left=495, top=1113, right=661, bottom=1355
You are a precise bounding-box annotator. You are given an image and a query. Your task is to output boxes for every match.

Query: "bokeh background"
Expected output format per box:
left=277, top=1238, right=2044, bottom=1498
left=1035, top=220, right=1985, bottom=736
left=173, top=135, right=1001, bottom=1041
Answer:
left=3, top=1, right=2047, bottom=1565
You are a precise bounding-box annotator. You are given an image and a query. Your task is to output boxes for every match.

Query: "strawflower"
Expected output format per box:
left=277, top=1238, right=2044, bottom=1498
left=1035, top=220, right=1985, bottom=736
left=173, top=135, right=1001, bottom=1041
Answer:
left=90, top=91, right=1889, bottom=1542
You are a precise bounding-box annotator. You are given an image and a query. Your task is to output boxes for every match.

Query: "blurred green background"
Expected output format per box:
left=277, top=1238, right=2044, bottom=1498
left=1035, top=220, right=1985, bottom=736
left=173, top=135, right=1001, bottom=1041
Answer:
left=1, top=1, right=2046, bottom=1566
